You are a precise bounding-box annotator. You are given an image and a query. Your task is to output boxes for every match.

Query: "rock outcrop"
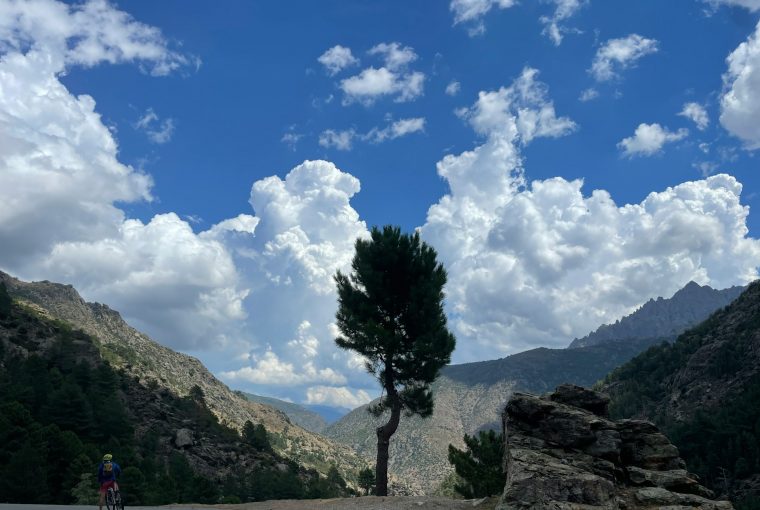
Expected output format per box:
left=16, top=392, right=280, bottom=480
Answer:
left=497, top=384, right=733, bottom=509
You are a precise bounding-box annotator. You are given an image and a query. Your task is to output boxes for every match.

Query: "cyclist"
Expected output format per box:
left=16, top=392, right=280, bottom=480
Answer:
left=98, top=453, right=122, bottom=510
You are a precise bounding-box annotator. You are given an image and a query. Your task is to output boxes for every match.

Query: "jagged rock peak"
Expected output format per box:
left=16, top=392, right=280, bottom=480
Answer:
left=496, top=386, right=733, bottom=509
left=568, top=280, right=745, bottom=349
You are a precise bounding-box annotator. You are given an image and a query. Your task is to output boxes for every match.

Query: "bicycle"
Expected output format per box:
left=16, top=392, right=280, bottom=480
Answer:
left=105, top=486, right=124, bottom=510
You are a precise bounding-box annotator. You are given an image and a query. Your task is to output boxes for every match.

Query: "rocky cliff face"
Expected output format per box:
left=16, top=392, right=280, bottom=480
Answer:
left=497, top=385, right=733, bottom=509
left=569, top=281, right=744, bottom=349
left=0, top=271, right=368, bottom=481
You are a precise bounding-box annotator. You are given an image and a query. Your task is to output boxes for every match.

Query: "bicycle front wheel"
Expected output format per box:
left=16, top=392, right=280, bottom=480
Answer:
left=115, top=490, right=124, bottom=510
left=105, top=489, right=115, bottom=510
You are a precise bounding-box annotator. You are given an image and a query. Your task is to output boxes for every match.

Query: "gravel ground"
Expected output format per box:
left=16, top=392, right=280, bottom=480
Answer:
left=0, top=498, right=498, bottom=510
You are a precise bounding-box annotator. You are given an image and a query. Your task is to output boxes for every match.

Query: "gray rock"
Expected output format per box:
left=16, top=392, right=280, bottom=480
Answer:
left=549, top=384, right=611, bottom=416
left=174, top=428, right=194, bottom=448
left=618, top=426, right=683, bottom=471
left=499, top=448, right=616, bottom=508
left=497, top=386, right=733, bottom=510
left=633, top=487, right=732, bottom=509
left=626, top=466, right=713, bottom=498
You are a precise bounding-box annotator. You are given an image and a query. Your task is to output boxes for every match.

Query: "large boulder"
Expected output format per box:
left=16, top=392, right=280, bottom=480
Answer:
left=174, top=428, right=194, bottom=448
left=496, top=386, right=733, bottom=509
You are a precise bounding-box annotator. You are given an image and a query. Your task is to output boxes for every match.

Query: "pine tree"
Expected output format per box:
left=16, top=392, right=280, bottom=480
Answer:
left=447, top=430, right=504, bottom=498
left=358, top=467, right=375, bottom=495
left=0, top=282, right=11, bottom=319
left=334, top=226, right=456, bottom=495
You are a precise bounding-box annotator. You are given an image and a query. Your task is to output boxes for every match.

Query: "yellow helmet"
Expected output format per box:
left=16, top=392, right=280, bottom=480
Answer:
left=103, top=454, right=113, bottom=461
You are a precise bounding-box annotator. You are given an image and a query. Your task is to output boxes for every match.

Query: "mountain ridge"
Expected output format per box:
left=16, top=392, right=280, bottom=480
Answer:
left=240, top=392, right=350, bottom=434
left=569, top=281, right=744, bottom=348
left=0, top=271, right=369, bottom=483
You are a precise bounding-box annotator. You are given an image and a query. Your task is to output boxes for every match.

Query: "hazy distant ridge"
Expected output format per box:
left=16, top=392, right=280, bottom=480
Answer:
left=569, top=281, right=744, bottom=348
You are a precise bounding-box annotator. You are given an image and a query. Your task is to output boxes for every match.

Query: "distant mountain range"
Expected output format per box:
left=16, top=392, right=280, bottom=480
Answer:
left=240, top=392, right=350, bottom=434
left=0, top=271, right=369, bottom=485
left=325, top=280, right=746, bottom=494
left=569, top=281, right=744, bottom=348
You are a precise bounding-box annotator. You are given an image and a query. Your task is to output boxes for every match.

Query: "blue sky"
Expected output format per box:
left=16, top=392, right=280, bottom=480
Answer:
left=2, top=0, right=760, bottom=409
left=61, top=0, right=759, bottom=234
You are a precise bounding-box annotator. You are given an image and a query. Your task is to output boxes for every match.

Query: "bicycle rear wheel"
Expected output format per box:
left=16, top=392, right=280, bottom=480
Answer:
left=105, top=488, right=115, bottom=510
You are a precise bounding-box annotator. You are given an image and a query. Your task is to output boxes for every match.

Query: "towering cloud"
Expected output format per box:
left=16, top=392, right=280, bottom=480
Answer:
left=0, top=0, right=248, bottom=351
left=421, top=69, right=760, bottom=361
left=720, top=20, right=760, bottom=149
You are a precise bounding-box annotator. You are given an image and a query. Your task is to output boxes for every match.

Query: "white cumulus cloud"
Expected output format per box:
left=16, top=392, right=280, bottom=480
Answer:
left=420, top=68, right=760, bottom=361
left=216, top=160, right=370, bottom=397
left=590, top=34, right=659, bottom=82
left=0, top=0, right=197, bottom=75
left=618, top=123, right=688, bottom=157
left=678, top=102, right=709, bottom=131
left=446, top=80, right=462, bottom=96
left=579, top=88, right=599, bottom=102
left=320, top=118, right=426, bottom=149
left=306, top=386, right=373, bottom=409
left=540, top=0, right=587, bottom=46
left=450, top=0, right=516, bottom=35
left=720, top=20, right=760, bottom=149
left=220, top=351, right=346, bottom=386
left=317, top=45, right=359, bottom=75
left=0, top=0, right=248, bottom=352
left=319, top=129, right=356, bottom=151
left=364, top=117, right=426, bottom=143
left=368, top=42, right=417, bottom=70
left=339, top=43, right=424, bottom=105
left=705, top=0, right=760, bottom=11
left=135, top=108, right=175, bottom=144
left=457, top=67, right=577, bottom=144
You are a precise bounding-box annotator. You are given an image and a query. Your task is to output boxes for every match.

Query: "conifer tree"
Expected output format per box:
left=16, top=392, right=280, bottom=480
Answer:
left=0, top=282, right=11, bottom=319
left=334, top=226, right=456, bottom=496
left=447, top=430, right=504, bottom=498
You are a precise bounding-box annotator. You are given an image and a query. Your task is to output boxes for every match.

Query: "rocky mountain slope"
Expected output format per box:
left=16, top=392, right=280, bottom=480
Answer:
left=601, top=281, right=760, bottom=505
left=0, top=286, right=337, bottom=504
left=326, top=281, right=744, bottom=494
left=0, top=271, right=369, bottom=482
left=569, top=281, right=744, bottom=348
left=241, top=392, right=339, bottom=434
left=495, top=384, right=732, bottom=509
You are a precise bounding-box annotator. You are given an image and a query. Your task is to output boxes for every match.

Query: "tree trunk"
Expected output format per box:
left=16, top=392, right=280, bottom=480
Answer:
left=375, top=394, right=401, bottom=496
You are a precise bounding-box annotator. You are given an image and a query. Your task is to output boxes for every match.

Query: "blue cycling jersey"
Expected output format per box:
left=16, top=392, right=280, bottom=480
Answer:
left=98, top=461, right=121, bottom=484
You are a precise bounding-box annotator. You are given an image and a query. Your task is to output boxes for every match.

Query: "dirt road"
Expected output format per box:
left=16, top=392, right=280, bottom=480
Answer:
left=0, top=497, right=498, bottom=510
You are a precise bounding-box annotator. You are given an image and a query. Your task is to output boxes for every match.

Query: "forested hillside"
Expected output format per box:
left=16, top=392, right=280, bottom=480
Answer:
left=602, top=281, right=760, bottom=508
left=0, top=283, right=351, bottom=504
left=0, top=270, right=368, bottom=484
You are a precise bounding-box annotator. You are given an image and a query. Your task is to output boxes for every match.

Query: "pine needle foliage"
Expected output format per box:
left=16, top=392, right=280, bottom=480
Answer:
left=334, top=225, right=456, bottom=495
